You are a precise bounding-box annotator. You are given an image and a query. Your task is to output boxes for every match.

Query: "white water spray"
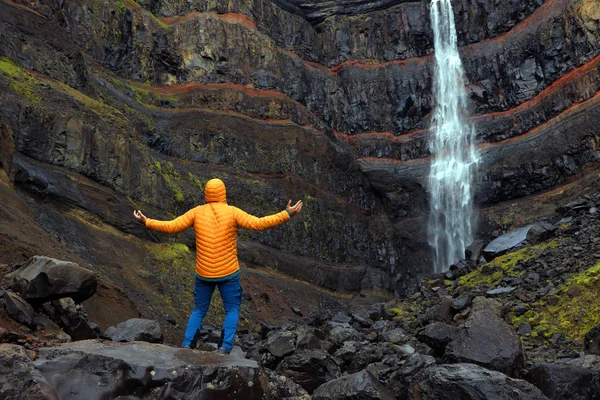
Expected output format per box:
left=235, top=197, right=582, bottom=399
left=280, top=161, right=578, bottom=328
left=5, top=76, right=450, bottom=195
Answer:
left=427, top=0, right=479, bottom=272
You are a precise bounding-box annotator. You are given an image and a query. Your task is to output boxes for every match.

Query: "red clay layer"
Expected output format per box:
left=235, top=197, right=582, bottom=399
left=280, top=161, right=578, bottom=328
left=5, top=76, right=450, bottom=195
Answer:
left=4, top=0, right=47, bottom=18
left=160, top=11, right=257, bottom=30
left=340, top=53, right=600, bottom=141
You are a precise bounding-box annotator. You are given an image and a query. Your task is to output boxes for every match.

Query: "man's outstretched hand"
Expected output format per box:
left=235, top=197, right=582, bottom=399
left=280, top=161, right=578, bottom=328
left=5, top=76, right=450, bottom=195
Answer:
left=286, top=200, right=303, bottom=216
left=133, top=210, right=147, bottom=224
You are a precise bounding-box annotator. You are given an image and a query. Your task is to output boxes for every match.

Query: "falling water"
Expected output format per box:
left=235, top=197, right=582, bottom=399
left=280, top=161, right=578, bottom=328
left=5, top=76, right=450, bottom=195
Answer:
left=427, top=0, right=479, bottom=273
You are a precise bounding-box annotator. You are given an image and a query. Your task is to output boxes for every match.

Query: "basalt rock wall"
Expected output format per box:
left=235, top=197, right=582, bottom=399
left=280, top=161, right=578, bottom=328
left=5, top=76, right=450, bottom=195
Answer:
left=0, top=0, right=599, bottom=298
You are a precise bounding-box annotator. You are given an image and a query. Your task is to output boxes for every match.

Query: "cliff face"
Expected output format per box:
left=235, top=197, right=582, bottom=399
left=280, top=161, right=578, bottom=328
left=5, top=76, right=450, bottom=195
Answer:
left=0, top=0, right=599, bottom=304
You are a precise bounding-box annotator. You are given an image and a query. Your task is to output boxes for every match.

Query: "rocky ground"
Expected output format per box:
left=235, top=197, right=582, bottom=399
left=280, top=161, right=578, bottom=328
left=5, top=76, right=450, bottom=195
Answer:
left=2, top=193, right=600, bottom=399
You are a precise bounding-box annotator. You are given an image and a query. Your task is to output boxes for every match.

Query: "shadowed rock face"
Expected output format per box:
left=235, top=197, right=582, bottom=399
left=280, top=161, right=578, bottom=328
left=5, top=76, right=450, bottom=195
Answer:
left=0, top=0, right=599, bottom=303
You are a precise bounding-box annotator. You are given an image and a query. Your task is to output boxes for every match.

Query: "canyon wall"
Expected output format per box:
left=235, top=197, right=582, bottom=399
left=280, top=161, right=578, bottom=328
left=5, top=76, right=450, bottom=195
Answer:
left=0, top=0, right=599, bottom=299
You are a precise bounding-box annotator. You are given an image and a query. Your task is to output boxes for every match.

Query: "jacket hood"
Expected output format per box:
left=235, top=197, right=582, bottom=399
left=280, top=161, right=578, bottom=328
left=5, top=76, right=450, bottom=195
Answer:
left=205, top=178, right=227, bottom=203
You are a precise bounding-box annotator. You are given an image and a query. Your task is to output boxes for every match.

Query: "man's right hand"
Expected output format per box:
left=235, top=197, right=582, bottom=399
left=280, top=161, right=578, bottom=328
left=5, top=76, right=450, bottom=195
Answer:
left=286, top=200, right=303, bottom=216
left=133, top=210, right=147, bottom=224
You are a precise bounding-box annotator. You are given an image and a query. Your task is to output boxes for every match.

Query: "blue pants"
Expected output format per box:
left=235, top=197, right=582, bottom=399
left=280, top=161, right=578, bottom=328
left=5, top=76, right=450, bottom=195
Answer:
left=181, top=275, right=242, bottom=351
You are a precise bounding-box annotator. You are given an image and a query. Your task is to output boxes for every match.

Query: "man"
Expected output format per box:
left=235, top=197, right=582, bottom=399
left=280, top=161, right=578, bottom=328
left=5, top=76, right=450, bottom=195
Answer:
left=133, top=178, right=303, bottom=353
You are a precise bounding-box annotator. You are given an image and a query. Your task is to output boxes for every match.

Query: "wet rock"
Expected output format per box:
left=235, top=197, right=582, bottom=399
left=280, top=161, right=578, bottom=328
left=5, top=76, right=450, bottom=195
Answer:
left=264, top=369, right=311, bottom=400
left=347, top=345, right=386, bottom=373
left=312, top=369, right=395, bottom=400
left=445, top=297, right=523, bottom=375
left=526, top=222, right=557, bottom=244
left=486, top=286, right=517, bottom=296
left=42, top=298, right=97, bottom=341
left=4, top=291, right=36, bottom=327
left=386, top=353, right=436, bottom=399
left=0, top=344, right=58, bottom=399
left=451, top=293, right=473, bottom=311
left=483, top=226, right=531, bottom=262
left=410, top=363, right=548, bottom=400
left=585, top=324, right=600, bottom=356
left=328, top=325, right=365, bottom=348
left=32, top=315, right=72, bottom=343
left=101, top=318, right=163, bottom=343
left=465, top=240, right=486, bottom=265
left=526, top=362, right=600, bottom=400
left=277, top=349, right=341, bottom=393
left=6, top=256, right=97, bottom=304
left=517, top=324, right=532, bottom=336
left=34, top=340, right=267, bottom=399
left=266, top=330, right=297, bottom=358
left=382, top=328, right=407, bottom=344
left=0, top=327, right=26, bottom=344
left=368, top=303, right=386, bottom=321
left=417, top=322, right=460, bottom=356
left=332, top=312, right=352, bottom=324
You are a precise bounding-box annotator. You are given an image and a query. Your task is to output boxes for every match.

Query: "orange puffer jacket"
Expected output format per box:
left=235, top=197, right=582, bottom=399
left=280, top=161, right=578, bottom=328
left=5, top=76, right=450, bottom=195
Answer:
left=145, top=178, right=291, bottom=279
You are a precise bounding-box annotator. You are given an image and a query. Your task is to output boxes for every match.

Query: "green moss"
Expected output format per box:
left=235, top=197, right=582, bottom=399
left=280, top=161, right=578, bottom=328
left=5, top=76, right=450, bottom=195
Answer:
left=458, top=239, right=558, bottom=288
left=512, top=261, right=600, bottom=343
left=153, top=160, right=185, bottom=203
left=0, top=57, right=126, bottom=124
left=0, top=58, right=42, bottom=104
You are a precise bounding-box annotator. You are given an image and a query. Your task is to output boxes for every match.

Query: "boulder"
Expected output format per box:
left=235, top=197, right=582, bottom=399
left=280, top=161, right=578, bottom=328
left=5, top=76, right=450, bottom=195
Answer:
left=526, top=362, right=600, bottom=400
left=445, top=297, right=523, bottom=376
left=42, top=298, right=96, bottom=341
left=328, top=325, right=365, bottom=348
left=417, top=322, right=460, bottom=356
left=277, top=349, right=342, bottom=393
left=6, top=256, right=97, bottom=304
left=347, top=344, right=386, bottom=373
left=32, top=315, right=72, bottom=343
left=526, top=222, right=557, bottom=244
left=386, top=353, right=436, bottom=399
left=266, top=330, right=297, bottom=358
left=34, top=340, right=267, bottom=399
left=465, top=240, right=486, bottom=265
left=0, top=327, right=26, bottom=344
left=451, top=293, right=473, bottom=311
left=264, top=369, right=311, bottom=400
left=410, top=363, right=549, bottom=400
left=382, top=328, right=407, bottom=344
left=312, top=369, right=395, bottom=400
left=4, top=291, right=36, bottom=327
left=0, top=344, right=59, bottom=399
left=101, top=318, right=163, bottom=343
left=585, top=324, right=600, bottom=355
left=483, top=226, right=531, bottom=262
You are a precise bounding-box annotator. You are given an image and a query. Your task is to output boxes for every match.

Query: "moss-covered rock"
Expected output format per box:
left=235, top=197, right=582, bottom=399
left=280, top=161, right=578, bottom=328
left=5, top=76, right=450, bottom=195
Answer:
left=512, top=261, right=600, bottom=343
left=458, top=240, right=559, bottom=289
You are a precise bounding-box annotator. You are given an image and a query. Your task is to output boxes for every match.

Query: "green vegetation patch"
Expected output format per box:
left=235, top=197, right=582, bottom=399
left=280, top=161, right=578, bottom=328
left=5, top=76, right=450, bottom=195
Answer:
left=458, top=239, right=558, bottom=288
left=0, top=57, right=126, bottom=124
left=512, top=261, right=600, bottom=343
left=0, top=57, right=42, bottom=104
left=154, top=160, right=185, bottom=203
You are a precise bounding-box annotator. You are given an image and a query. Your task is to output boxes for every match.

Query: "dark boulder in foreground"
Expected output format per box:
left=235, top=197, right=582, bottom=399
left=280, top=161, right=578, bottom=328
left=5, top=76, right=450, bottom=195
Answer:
left=444, top=297, right=523, bottom=376
left=101, top=318, right=163, bottom=343
left=526, top=362, right=600, bottom=400
left=410, top=363, right=549, bottom=400
left=312, top=369, right=395, bottom=400
left=0, top=344, right=59, bottom=400
left=6, top=256, right=97, bottom=304
left=34, top=340, right=270, bottom=399
left=277, top=348, right=341, bottom=393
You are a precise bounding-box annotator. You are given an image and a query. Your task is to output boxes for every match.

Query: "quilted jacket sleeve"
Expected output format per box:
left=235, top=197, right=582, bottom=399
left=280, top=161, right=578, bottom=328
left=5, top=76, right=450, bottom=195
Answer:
left=145, top=208, right=195, bottom=234
left=233, top=207, right=291, bottom=231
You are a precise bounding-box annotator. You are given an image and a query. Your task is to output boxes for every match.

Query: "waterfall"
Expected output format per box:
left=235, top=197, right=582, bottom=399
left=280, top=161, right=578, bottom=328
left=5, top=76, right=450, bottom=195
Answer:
left=427, top=0, right=479, bottom=273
